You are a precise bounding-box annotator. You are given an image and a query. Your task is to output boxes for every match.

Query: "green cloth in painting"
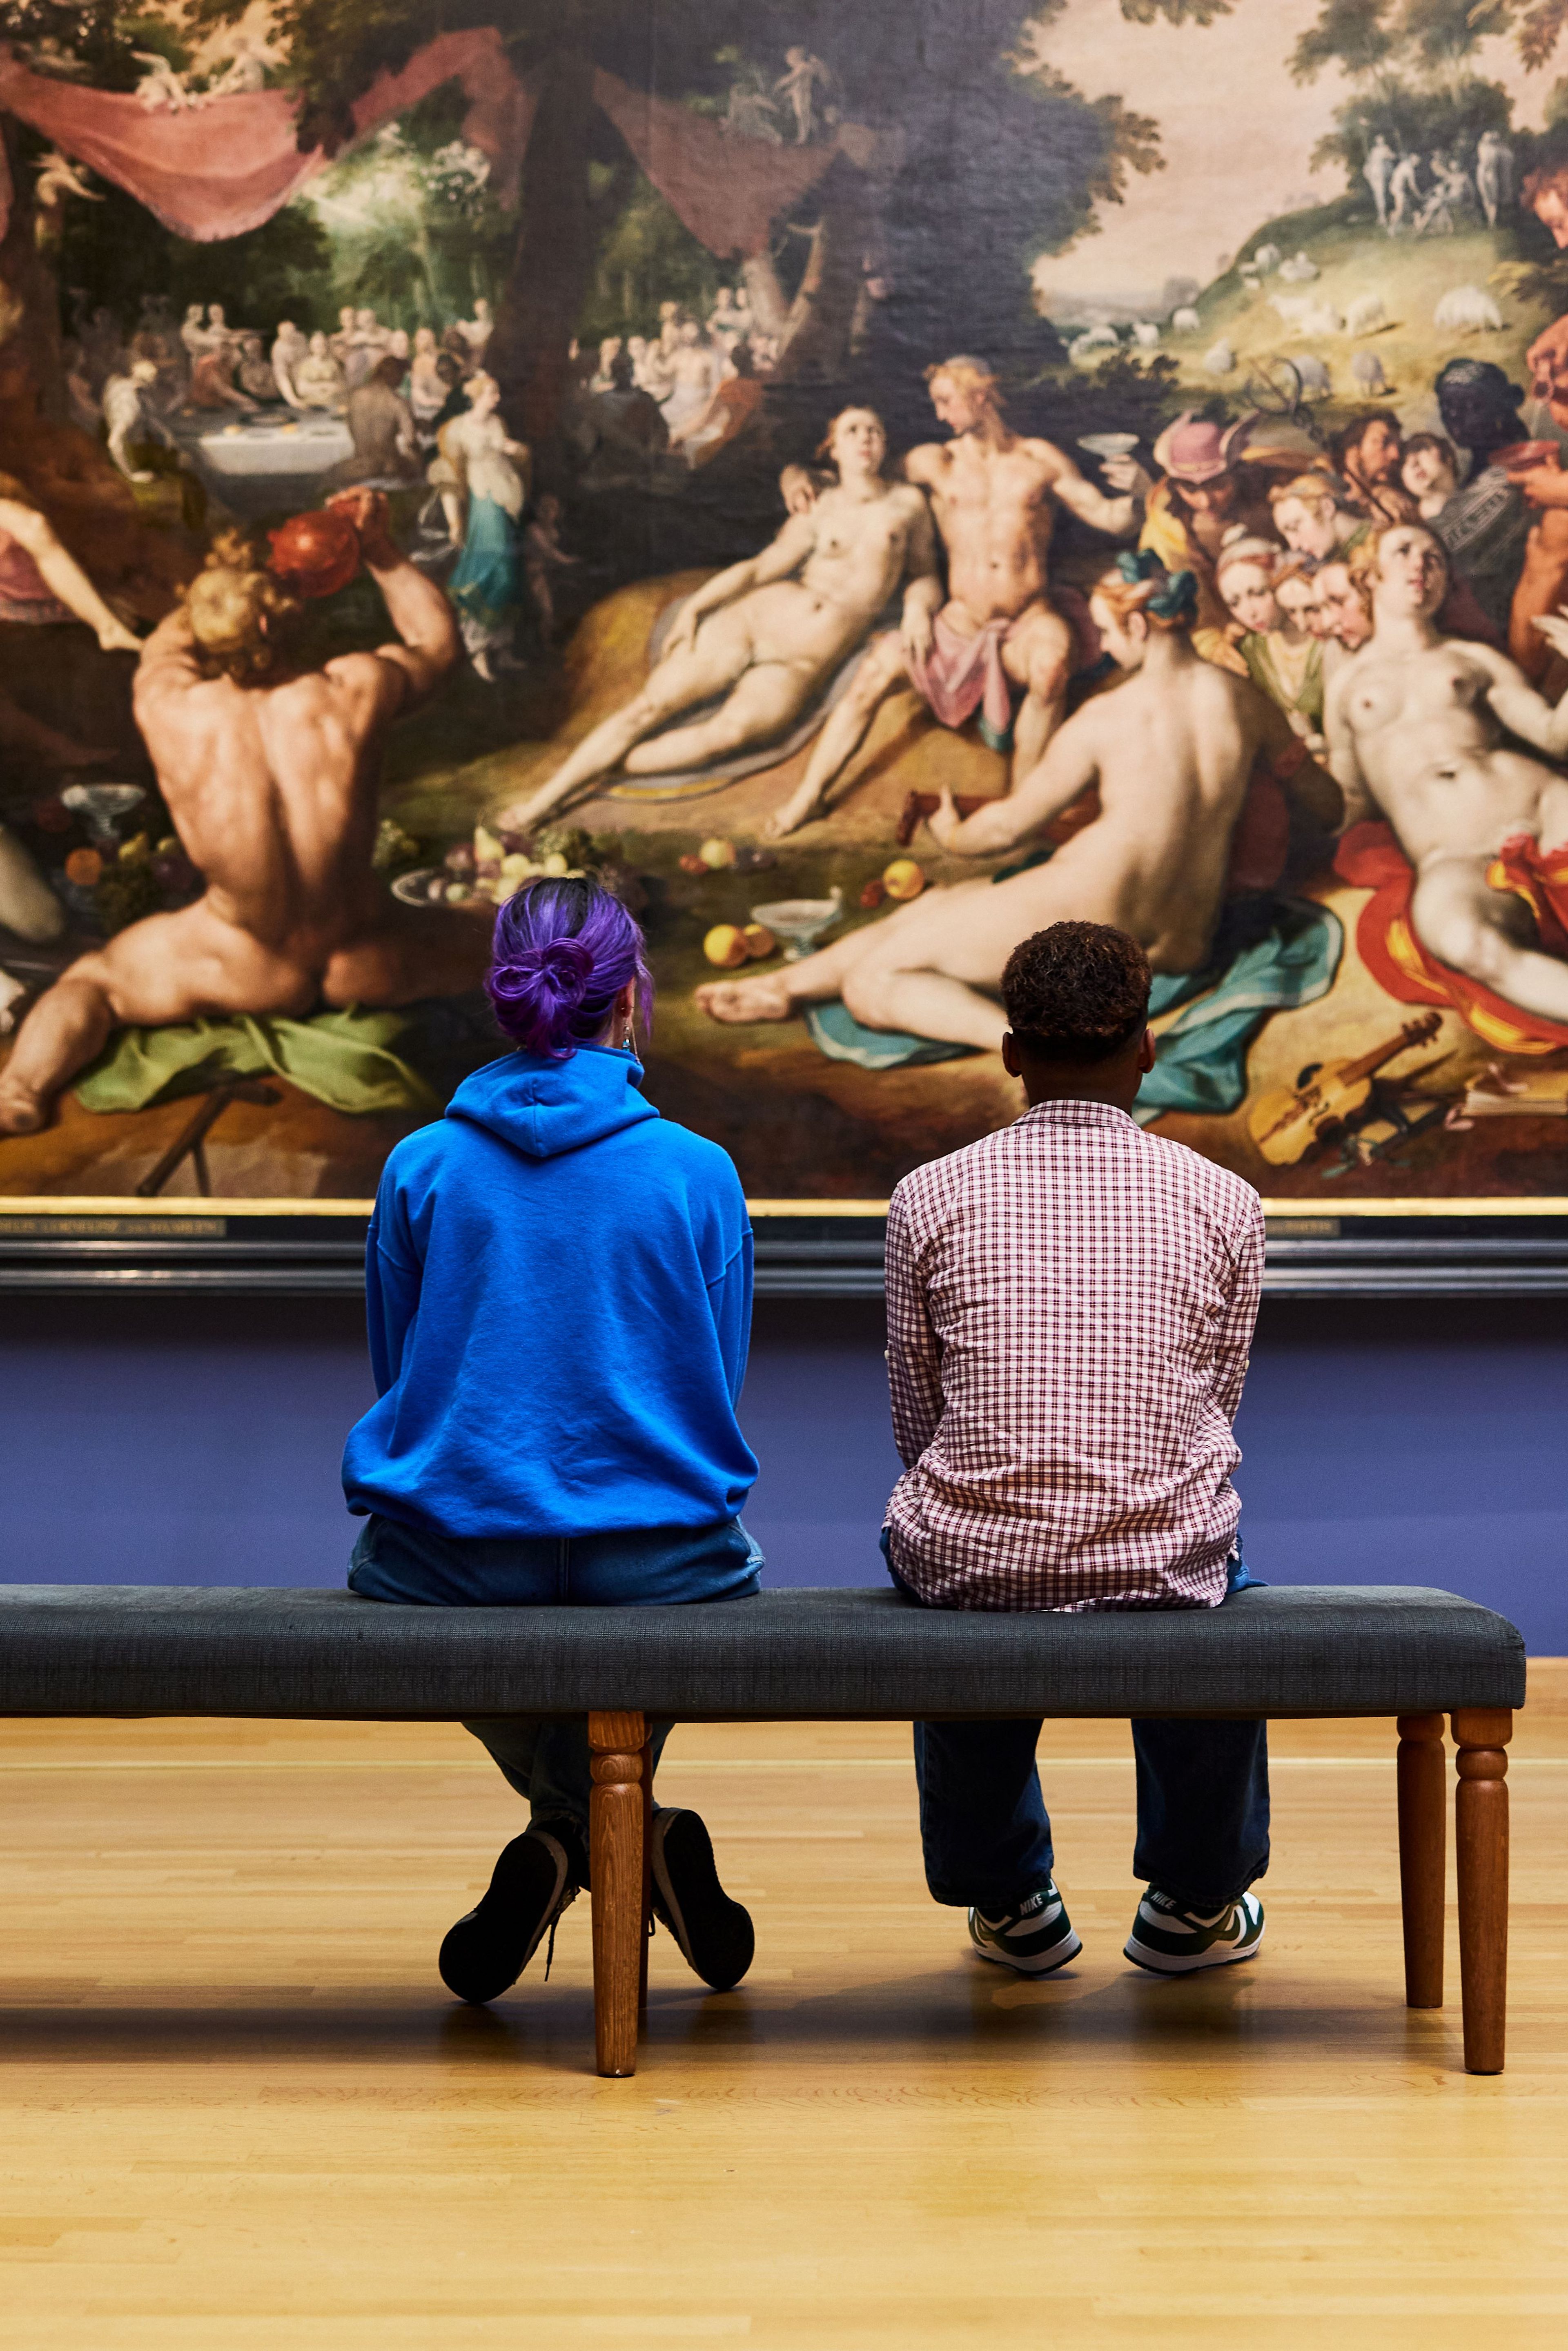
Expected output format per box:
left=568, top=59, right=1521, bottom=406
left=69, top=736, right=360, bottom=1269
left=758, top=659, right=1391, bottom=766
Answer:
left=74, top=1007, right=439, bottom=1117
left=800, top=895, right=1344, bottom=1119
left=1237, top=630, right=1323, bottom=732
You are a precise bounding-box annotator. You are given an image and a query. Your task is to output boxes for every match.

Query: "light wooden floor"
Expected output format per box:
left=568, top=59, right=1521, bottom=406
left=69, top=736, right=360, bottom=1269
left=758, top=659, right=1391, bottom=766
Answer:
left=4, top=1676, right=1567, bottom=2350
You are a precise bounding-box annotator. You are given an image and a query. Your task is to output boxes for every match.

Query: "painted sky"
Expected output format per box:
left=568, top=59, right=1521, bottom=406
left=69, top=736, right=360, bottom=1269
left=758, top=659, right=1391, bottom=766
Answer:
left=1030, top=0, right=1561, bottom=306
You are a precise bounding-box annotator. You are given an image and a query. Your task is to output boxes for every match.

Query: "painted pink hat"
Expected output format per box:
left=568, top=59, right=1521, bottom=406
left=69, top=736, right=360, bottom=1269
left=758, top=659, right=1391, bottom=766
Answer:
left=1152, top=410, right=1256, bottom=483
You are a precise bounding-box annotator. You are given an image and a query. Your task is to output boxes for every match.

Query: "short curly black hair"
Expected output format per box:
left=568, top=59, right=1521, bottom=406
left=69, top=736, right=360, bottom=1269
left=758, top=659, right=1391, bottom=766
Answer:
left=1001, top=921, right=1152, bottom=1064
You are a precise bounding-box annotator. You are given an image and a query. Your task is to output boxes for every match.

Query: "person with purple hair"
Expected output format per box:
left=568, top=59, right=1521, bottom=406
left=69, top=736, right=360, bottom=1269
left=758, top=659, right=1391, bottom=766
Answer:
left=342, top=876, right=760, bottom=2006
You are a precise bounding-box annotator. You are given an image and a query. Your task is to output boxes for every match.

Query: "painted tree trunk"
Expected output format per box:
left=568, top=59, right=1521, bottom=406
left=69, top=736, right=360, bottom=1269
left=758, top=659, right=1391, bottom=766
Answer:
left=773, top=163, right=877, bottom=383
left=0, top=120, right=66, bottom=424
left=489, top=47, right=597, bottom=451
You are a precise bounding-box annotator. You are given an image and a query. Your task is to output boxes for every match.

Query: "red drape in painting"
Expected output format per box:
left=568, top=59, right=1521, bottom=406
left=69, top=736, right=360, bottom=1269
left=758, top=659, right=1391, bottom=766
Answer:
left=0, top=39, right=875, bottom=274
left=0, top=29, right=538, bottom=243
left=590, top=67, right=845, bottom=258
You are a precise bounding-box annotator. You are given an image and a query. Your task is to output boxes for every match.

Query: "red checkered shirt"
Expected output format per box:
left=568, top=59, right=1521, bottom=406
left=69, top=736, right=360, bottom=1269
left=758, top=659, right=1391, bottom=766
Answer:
left=883, top=1100, right=1265, bottom=1612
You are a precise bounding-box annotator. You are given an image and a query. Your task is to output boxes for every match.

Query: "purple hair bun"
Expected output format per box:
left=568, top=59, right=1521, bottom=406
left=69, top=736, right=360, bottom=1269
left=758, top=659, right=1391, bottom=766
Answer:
left=517, top=934, right=592, bottom=1006
left=486, top=875, right=653, bottom=1060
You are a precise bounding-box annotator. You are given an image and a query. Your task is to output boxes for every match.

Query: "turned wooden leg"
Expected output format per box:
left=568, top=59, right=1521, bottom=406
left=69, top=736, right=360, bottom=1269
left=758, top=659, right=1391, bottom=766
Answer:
left=1452, top=1708, right=1512, bottom=2076
left=589, top=1710, right=647, bottom=2079
left=639, top=1730, right=654, bottom=2021
left=1396, top=1713, right=1446, bottom=2008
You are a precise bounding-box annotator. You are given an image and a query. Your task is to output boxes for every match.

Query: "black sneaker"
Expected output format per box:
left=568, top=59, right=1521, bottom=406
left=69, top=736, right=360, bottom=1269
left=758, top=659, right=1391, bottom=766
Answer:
left=1123, top=1887, right=1265, bottom=1974
left=649, top=1808, right=755, bottom=1990
left=439, top=1820, right=585, bottom=2005
left=967, top=1879, right=1082, bottom=1976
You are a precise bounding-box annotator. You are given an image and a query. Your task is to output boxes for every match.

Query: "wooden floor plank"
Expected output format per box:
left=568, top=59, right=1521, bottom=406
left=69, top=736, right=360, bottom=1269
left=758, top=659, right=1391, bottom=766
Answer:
left=2, top=1671, right=1565, bottom=2347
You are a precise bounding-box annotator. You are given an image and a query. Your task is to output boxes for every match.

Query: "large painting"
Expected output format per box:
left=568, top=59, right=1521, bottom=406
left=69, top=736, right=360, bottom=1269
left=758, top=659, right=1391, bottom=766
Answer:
left=6, top=0, right=1568, bottom=1211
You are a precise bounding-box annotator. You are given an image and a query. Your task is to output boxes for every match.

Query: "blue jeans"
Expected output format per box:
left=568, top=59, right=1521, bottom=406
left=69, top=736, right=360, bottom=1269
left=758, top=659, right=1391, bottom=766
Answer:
left=348, top=1513, right=763, bottom=1839
left=890, top=1536, right=1270, bottom=1915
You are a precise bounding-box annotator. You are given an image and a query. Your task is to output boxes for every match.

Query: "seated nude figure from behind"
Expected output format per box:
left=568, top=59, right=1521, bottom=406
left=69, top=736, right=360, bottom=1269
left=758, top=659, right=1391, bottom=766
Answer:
left=1326, top=522, right=1568, bottom=1026
left=501, top=407, right=935, bottom=830
left=0, top=493, right=483, bottom=1135
left=884, top=920, right=1269, bottom=1979
left=699, top=555, right=1339, bottom=1049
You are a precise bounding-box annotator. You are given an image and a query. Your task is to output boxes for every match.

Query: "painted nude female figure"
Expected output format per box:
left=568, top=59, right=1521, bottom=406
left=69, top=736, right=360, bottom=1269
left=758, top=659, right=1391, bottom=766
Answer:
left=699, top=559, right=1337, bottom=1049
left=500, top=408, right=937, bottom=831
left=764, top=355, right=1141, bottom=839
left=1326, top=522, right=1568, bottom=1024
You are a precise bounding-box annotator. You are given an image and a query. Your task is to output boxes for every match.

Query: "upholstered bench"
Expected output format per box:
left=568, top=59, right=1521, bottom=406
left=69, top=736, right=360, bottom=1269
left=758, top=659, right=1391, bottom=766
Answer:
left=0, top=1583, right=1525, bottom=2077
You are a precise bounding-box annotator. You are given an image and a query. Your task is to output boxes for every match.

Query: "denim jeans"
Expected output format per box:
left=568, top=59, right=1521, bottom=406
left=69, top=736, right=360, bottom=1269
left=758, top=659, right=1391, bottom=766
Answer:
left=891, top=1535, right=1270, bottom=1915
left=348, top=1512, right=764, bottom=1838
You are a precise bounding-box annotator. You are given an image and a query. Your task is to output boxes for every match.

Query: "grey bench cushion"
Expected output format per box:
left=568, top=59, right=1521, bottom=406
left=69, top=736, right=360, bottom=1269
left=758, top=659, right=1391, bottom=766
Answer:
left=0, top=1584, right=1524, bottom=1720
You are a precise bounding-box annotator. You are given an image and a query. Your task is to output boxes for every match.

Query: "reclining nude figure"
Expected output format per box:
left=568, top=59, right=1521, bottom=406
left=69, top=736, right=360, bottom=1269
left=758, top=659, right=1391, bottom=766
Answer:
left=766, top=353, right=1142, bottom=840
left=499, top=407, right=936, bottom=831
left=1326, top=522, right=1568, bottom=1025
left=0, top=493, right=486, bottom=1135
left=698, top=558, right=1339, bottom=1047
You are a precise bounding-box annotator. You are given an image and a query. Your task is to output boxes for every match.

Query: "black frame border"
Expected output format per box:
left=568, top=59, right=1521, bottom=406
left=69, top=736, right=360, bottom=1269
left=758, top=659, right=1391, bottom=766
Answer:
left=1, top=1202, right=1566, bottom=1296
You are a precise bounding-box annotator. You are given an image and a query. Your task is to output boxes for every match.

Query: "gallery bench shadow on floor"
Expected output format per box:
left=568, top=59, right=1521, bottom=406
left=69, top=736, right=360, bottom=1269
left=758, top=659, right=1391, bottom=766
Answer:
left=0, top=1581, right=1525, bottom=2077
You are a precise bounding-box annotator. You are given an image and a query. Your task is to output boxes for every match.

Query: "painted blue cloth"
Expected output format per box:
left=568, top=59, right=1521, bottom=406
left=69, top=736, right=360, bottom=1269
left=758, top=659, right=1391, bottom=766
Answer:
left=802, top=894, right=1343, bottom=1120
left=448, top=492, right=521, bottom=628
left=1133, top=895, right=1344, bottom=1122
left=805, top=1000, right=973, bottom=1069
left=342, top=1045, right=759, bottom=1544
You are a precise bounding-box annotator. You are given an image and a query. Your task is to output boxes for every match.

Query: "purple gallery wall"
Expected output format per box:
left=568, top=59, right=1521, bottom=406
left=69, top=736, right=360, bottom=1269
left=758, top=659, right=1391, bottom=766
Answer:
left=1, top=1289, right=1564, bottom=1650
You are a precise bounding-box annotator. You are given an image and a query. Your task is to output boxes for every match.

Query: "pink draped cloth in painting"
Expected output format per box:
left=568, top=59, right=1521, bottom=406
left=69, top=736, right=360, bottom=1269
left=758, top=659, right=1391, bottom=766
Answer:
left=0, top=39, right=869, bottom=264
left=590, top=69, right=842, bottom=258
left=0, top=30, right=538, bottom=242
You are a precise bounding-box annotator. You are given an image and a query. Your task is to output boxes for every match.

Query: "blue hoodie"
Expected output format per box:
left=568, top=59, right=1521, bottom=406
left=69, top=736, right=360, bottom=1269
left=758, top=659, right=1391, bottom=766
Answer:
left=342, top=1046, right=758, bottom=1539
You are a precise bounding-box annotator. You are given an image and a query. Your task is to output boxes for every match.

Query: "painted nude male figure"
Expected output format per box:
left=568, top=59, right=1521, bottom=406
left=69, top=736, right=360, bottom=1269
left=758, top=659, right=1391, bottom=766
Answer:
left=765, top=354, right=1140, bottom=839
left=699, top=559, right=1336, bottom=1049
left=1327, top=522, right=1568, bottom=1026
left=501, top=408, right=936, bottom=830
left=0, top=493, right=484, bottom=1134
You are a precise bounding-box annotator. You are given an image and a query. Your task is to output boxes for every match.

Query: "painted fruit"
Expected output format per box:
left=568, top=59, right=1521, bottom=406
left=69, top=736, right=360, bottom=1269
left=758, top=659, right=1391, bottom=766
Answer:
left=883, top=857, right=925, bottom=900
left=699, top=837, right=737, bottom=869
left=742, top=923, right=776, bottom=960
left=703, top=923, right=749, bottom=968
left=64, top=847, right=102, bottom=886
left=859, top=877, right=887, bottom=910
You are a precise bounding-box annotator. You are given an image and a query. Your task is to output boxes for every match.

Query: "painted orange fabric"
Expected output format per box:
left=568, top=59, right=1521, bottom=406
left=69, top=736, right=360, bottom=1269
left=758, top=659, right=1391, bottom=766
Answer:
left=1334, top=820, right=1568, bottom=1055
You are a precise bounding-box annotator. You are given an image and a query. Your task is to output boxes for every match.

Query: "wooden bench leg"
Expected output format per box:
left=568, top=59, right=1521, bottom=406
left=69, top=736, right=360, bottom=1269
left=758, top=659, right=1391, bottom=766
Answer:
left=589, top=1710, right=646, bottom=2079
left=1396, top=1713, right=1446, bottom=2008
left=1452, top=1708, right=1512, bottom=2076
left=639, top=1730, right=654, bottom=2023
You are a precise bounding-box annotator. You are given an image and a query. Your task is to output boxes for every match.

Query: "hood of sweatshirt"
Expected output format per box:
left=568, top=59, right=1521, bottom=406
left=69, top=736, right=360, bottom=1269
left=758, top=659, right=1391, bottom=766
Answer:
left=445, top=1046, right=659, bottom=1160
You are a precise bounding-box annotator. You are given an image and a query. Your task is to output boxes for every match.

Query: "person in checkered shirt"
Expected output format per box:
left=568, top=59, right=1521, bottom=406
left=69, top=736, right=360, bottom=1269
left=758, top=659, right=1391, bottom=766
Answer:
left=883, top=920, right=1270, bottom=1978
